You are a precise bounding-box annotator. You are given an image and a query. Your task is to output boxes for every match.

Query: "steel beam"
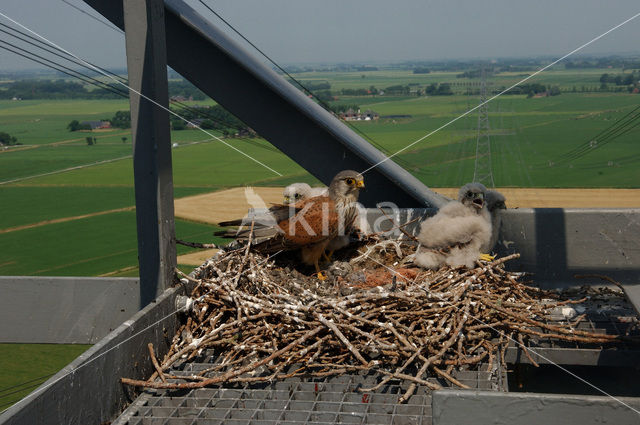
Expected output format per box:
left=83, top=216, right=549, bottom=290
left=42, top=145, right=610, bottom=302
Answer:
left=432, top=390, right=640, bottom=425
left=0, top=277, right=139, bottom=344
left=0, top=284, right=188, bottom=425
left=505, top=346, right=640, bottom=367
left=82, top=0, right=449, bottom=208
left=495, top=208, right=640, bottom=286
left=123, top=0, right=177, bottom=307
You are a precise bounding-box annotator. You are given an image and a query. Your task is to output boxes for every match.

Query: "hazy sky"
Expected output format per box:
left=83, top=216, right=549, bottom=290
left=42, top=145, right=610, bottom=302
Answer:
left=1, top=0, right=639, bottom=71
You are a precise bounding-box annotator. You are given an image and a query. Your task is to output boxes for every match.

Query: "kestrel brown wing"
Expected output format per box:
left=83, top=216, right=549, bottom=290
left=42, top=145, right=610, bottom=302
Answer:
left=277, top=196, right=339, bottom=247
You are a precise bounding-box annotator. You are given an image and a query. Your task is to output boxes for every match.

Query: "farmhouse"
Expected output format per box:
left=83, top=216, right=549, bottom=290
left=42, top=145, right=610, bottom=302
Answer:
left=170, top=95, right=193, bottom=102
left=339, top=108, right=379, bottom=121
left=80, top=120, right=111, bottom=130
left=186, top=118, right=204, bottom=128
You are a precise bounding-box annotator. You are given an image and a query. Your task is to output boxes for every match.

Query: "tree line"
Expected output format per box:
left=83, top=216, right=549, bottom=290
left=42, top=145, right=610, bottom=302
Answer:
left=0, top=79, right=122, bottom=100
left=0, top=132, right=20, bottom=146
left=0, top=79, right=207, bottom=100
left=599, top=72, right=637, bottom=86
left=169, top=105, right=249, bottom=134
left=67, top=110, right=130, bottom=132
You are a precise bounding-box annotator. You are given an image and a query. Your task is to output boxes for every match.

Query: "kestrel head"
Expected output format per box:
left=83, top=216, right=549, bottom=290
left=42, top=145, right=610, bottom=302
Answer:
left=328, top=170, right=365, bottom=202
left=458, top=182, right=487, bottom=211
left=486, top=189, right=506, bottom=212
left=283, top=183, right=311, bottom=204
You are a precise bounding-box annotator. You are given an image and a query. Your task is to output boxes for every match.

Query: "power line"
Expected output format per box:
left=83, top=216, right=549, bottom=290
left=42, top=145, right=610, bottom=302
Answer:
left=0, top=373, right=56, bottom=397
left=196, top=0, right=424, bottom=172
left=558, top=106, right=640, bottom=160
left=472, top=68, right=495, bottom=188
left=361, top=10, right=640, bottom=175
left=0, top=22, right=273, bottom=154
left=0, top=39, right=270, bottom=152
left=0, top=381, right=49, bottom=404
left=60, top=0, right=124, bottom=34
left=0, top=41, right=129, bottom=99
left=541, top=106, right=640, bottom=167
left=0, top=11, right=283, bottom=176
left=0, top=22, right=127, bottom=84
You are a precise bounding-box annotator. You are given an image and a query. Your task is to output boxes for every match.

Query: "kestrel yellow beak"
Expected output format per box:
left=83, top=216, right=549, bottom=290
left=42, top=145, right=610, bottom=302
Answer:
left=356, top=179, right=365, bottom=189
left=284, top=195, right=291, bottom=203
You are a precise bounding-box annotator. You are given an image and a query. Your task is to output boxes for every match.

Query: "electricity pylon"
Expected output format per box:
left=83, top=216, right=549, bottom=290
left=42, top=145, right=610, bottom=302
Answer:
left=473, top=69, right=495, bottom=188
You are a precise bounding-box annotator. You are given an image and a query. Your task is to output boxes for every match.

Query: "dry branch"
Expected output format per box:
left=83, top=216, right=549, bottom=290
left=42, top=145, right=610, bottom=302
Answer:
left=121, top=239, right=630, bottom=401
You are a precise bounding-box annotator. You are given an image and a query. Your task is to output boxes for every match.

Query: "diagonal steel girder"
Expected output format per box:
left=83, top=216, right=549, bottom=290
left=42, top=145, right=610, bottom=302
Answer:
left=83, top=0, right=449, bottom=207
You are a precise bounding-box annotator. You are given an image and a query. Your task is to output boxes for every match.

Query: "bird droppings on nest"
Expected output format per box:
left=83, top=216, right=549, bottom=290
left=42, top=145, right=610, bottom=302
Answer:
left=121, top=237, right=635, bottom=402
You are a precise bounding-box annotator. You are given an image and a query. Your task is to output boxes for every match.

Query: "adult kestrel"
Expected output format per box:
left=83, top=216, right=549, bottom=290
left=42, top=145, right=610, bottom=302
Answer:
left=415, top=182, right=492, bottom=269
left=282, top=182, right=368, bottom=258
left=219, top=170, right=365, bottom=279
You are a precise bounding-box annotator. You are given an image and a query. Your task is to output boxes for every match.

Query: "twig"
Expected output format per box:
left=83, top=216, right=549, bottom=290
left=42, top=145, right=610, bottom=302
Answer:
left=176, top=239, right=219, bottom=249
left=317, top=313, right=369, bottom=366
left=122, top=327, right=323, bottom=389
left=147, top=343, right=166, bottom=383
left=574, top=274, right=625, bottom=292
left=121, top=245, right=629, bottom=401
left=433, top=366, right=470, bottom=389
left=517, top=334, right=539, bottom=367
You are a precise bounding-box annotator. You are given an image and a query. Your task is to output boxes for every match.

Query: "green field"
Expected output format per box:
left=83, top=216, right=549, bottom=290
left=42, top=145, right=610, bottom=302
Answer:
left=0, top=186, right=214, bottom=229
left=294, top=67, right=631, bottom=93
left=0, top=99, right=131, bottom=146
left=1, top=74, right=638, bottom=279
left=0, top=211, right=227, bottom=276
left=0, top=344, right=91, bottom=412
left=0, top=88, right=636, bottom=284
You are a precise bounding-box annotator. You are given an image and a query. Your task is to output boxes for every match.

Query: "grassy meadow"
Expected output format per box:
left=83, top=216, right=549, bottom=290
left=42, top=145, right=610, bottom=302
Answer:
left=1, top=69, right=639, bottom=279
left=295, top=67, right=619, bottom=93
left=0, top=344, right=91, bottom=411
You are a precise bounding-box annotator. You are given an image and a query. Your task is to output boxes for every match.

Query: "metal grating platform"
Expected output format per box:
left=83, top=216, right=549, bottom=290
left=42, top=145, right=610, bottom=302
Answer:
left=506, top=289, right=640, bottom=366
left=112, top=288, right=640, bottom=425
left=114, top=350, right=505, bottom=425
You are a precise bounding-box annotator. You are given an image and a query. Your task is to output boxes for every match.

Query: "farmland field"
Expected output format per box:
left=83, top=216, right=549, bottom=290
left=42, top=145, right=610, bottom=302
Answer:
left=1, top=69, right=639, bottom=280
left=0, top=74, right=637, bottom=271
left=294, top=67, right=621, bottom=93
left=0, top=344, right=91, bottom=411
left=0, top=211, right=227, bottom=276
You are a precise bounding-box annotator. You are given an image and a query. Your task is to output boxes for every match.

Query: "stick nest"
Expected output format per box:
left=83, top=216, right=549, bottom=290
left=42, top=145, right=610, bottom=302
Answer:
left=122, top=237, right=630, bottom=401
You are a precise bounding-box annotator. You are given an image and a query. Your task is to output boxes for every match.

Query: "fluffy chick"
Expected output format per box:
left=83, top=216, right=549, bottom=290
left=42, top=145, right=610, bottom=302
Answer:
left=484, top=189, right=507, bottom=252
left=283, top=183, right=328, bottom=205
left=415, top=182, right=492, bottom=269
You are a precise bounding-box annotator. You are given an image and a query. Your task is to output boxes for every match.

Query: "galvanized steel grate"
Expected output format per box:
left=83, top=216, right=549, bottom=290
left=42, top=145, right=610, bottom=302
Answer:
left=115, top=353, right=505, bottom=425
left=113, top=289, right=640, bottom=424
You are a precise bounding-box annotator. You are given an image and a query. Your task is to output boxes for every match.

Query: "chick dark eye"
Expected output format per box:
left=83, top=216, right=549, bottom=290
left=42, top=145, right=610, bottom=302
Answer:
left=466, top=191, right=473, bottom=198
left=295, top=194, right=301, bottom=199
left=346, top=178, right=355, bottom=186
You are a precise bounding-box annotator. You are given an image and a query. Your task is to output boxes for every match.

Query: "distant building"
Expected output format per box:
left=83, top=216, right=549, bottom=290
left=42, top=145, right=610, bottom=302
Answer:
left=81, top=120, right=111, bottom=130
left=362, top=110, right=379, bottom=121
left=186, top=118, right=204, bottom=128
left=170, top=95, right=193, bottom=102
left=340, top=108, right=358, bottom=121
left=339, top=108, right=379, bottom=121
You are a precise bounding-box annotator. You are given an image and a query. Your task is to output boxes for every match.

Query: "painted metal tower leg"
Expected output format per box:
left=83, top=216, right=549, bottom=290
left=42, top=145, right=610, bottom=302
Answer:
left=123, top=0, right=176, bottom=307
